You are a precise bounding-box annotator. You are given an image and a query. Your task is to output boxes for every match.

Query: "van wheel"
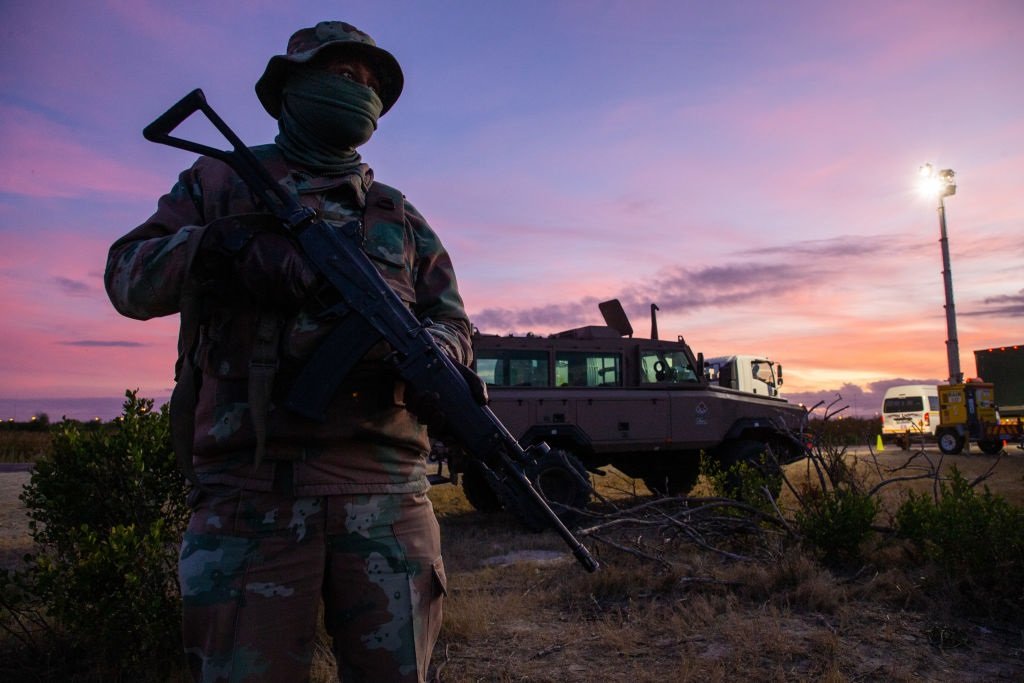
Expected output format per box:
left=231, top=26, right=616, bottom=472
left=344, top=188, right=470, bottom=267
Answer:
left=937, top=429, right=965, bottom=455
left=978, top=440, right=1003, bottom=455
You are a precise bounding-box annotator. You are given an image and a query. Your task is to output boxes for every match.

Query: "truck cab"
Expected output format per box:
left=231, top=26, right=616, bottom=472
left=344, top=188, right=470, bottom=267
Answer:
left=705, top=355, right=784, bottom=397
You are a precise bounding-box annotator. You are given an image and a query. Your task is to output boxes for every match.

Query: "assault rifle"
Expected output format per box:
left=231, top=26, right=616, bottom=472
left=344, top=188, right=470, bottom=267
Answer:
left=144, top=89, right=598, bottom=572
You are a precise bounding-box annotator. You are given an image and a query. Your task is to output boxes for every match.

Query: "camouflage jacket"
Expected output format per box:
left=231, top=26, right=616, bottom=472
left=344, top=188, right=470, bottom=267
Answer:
left=105, top=144, right=473, bottom=495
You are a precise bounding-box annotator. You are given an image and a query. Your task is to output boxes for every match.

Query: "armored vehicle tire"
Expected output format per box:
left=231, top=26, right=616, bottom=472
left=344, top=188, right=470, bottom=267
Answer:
left=611, top=452, right=701, bottom=496
left=640, top=463, right=701, bottom=496
left=937, top=429, right=965, bottom=455
left=713, top=439, right=783, bottom=500
left=978, top=439, right=1004, bottom=455
left=461, top=461, right=504, bottom=513
left=524, top=449, right=592, bottom=528
left=768, top=434, right=807, bottom=465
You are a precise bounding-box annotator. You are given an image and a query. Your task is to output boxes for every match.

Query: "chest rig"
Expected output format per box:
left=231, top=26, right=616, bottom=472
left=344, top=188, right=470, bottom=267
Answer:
left=170, top=157, right=407, bottom=487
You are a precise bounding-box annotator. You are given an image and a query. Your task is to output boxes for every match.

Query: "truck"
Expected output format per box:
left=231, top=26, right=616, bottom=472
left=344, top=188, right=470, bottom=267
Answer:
left=974, top=345, right=1024, bottom=418
left=933, top=345, right=1024, bottom=455
left=433, top=300, right=808, bottom=521
left=705, top=355, right=785, bottom=397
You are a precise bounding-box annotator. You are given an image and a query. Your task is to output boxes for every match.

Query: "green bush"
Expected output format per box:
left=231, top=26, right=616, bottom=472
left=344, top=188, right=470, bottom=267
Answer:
left=795, top=487, right=879, bottom=565
left=1, top=391, right=189, bottom=679
left=895, top=467, right=1024, bottom=619
left=701, top=449, right=783, bottom=512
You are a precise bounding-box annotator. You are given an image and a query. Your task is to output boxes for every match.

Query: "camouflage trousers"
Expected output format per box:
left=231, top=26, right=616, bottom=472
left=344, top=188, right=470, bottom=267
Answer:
left=178, top=486, right=446, bottom=682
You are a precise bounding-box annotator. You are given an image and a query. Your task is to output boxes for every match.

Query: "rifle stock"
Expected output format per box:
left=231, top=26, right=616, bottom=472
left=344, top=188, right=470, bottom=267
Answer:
left=146, top=89, right=598, bottom=572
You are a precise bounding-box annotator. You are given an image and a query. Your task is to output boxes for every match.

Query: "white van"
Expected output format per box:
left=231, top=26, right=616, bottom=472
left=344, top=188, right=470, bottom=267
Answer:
left=880, top=384, right=940, bottom=449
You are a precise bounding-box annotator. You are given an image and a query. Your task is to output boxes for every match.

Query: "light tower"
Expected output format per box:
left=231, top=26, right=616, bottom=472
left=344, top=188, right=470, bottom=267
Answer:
left=918, top=163, right=962, bottom=384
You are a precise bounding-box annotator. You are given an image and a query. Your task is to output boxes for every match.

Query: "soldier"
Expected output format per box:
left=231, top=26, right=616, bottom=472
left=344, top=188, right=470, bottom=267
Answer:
left=105, top=21, right=471, bottom=682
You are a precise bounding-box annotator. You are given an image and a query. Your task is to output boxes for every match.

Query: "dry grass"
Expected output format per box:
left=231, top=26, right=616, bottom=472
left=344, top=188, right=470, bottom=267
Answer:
left=781, top=445, right=1024, bottom=518
left=0, top=431, right=50, bottom=464
left=415, top=456, right=1024, bottom=683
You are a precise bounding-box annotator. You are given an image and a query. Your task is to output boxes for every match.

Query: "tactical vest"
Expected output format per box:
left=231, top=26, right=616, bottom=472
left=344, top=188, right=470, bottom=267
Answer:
left=170, top=169, right=408, bottom=487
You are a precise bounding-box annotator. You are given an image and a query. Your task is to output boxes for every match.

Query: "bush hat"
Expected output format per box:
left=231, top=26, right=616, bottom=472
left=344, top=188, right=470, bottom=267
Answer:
left=256, top=21, right=404, bottom=118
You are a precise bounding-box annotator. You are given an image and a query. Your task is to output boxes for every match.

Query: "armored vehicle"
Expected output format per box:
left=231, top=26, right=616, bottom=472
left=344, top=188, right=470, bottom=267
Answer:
left=436, top=300, right=807, bottom=519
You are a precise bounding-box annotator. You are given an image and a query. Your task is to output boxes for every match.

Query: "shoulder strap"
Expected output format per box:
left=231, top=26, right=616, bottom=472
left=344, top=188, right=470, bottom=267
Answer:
left=364, top=181, right=405, bottom=228
left=170, top=277, right=205, bottom=490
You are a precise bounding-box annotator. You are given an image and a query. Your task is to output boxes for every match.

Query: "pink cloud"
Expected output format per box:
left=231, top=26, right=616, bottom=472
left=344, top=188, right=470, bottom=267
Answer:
left=0, top=106, right=167, bottom=199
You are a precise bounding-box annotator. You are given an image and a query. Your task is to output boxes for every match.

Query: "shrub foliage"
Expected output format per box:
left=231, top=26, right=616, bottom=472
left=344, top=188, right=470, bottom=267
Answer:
left=895, top=467, right=1024, bottom=618
left=795, top=487, right=879, bottom=565
left=1, top=391, right=189, bottom=680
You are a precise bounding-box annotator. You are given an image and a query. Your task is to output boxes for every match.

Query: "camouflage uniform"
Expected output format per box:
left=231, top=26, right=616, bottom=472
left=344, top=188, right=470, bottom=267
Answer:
left=105, top=22, right=469, bottom=682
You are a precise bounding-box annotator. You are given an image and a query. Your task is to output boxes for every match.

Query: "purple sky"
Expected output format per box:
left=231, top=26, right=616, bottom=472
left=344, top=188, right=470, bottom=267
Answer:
left=1, top=1, right=1022, bottom=419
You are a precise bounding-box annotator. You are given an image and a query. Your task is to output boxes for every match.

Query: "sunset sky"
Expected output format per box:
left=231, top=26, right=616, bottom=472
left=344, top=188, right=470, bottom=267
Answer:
left=1, top=0, right=1022, bottom=419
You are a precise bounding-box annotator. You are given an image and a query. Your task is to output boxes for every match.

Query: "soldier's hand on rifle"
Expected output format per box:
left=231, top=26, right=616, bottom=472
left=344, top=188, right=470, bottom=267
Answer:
left=235, top=231, right=317, bottom=308
left=195, top=214, right=317, bottom=309
left=404, top=362, right=488, bottom=430
left=458, top=363, right=489, bottom=406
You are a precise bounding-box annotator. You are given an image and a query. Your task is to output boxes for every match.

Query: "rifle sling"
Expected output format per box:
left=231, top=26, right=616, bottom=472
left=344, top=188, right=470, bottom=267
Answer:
left=249, top=315, right=282, bottom=468
left=170, top=277, right=205, bottom=489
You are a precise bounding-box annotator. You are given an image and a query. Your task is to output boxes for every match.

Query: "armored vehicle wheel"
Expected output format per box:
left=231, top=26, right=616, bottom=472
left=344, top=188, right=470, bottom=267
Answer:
left=937, top=429, right=965, bottom=455
left=611, top=452, right=701, bottom=496
left=640, top=462, right=701, bottom=496
left=978, top=439, right=1004, bottom=455
left=713, top=439, right=783, bottom=500
left=461, top=461, right=504, bottom=513
left=768, top=434, right=807, bottom=465
left=524, top=449, right=592, bottom=527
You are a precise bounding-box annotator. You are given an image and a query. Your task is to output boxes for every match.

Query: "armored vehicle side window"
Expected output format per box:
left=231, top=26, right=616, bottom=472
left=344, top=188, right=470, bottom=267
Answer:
left=640, top=350, right=698, bottom=384
left=475, top=350, right=550, bottom=386
left=555, top=352, right=621, bottom=387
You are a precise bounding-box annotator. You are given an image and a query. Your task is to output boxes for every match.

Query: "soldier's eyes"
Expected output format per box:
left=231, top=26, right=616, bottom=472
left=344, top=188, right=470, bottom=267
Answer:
left=314, top=61, right=379, bottom=94
left=341, top=70, right=378, bottom=94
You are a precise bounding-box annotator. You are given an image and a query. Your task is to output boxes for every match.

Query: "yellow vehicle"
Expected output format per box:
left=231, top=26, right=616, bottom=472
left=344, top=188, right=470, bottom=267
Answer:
left=937, top=380, right=1023, bottom=455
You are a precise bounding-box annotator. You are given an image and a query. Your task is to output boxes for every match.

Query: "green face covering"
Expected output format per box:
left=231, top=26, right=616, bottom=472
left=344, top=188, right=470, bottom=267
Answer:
left=275, top=69, right=384, bottom=173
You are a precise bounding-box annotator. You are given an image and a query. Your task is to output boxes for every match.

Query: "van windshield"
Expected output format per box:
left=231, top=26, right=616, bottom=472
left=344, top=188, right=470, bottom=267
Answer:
left=883, top=397, right=924, bottom=413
